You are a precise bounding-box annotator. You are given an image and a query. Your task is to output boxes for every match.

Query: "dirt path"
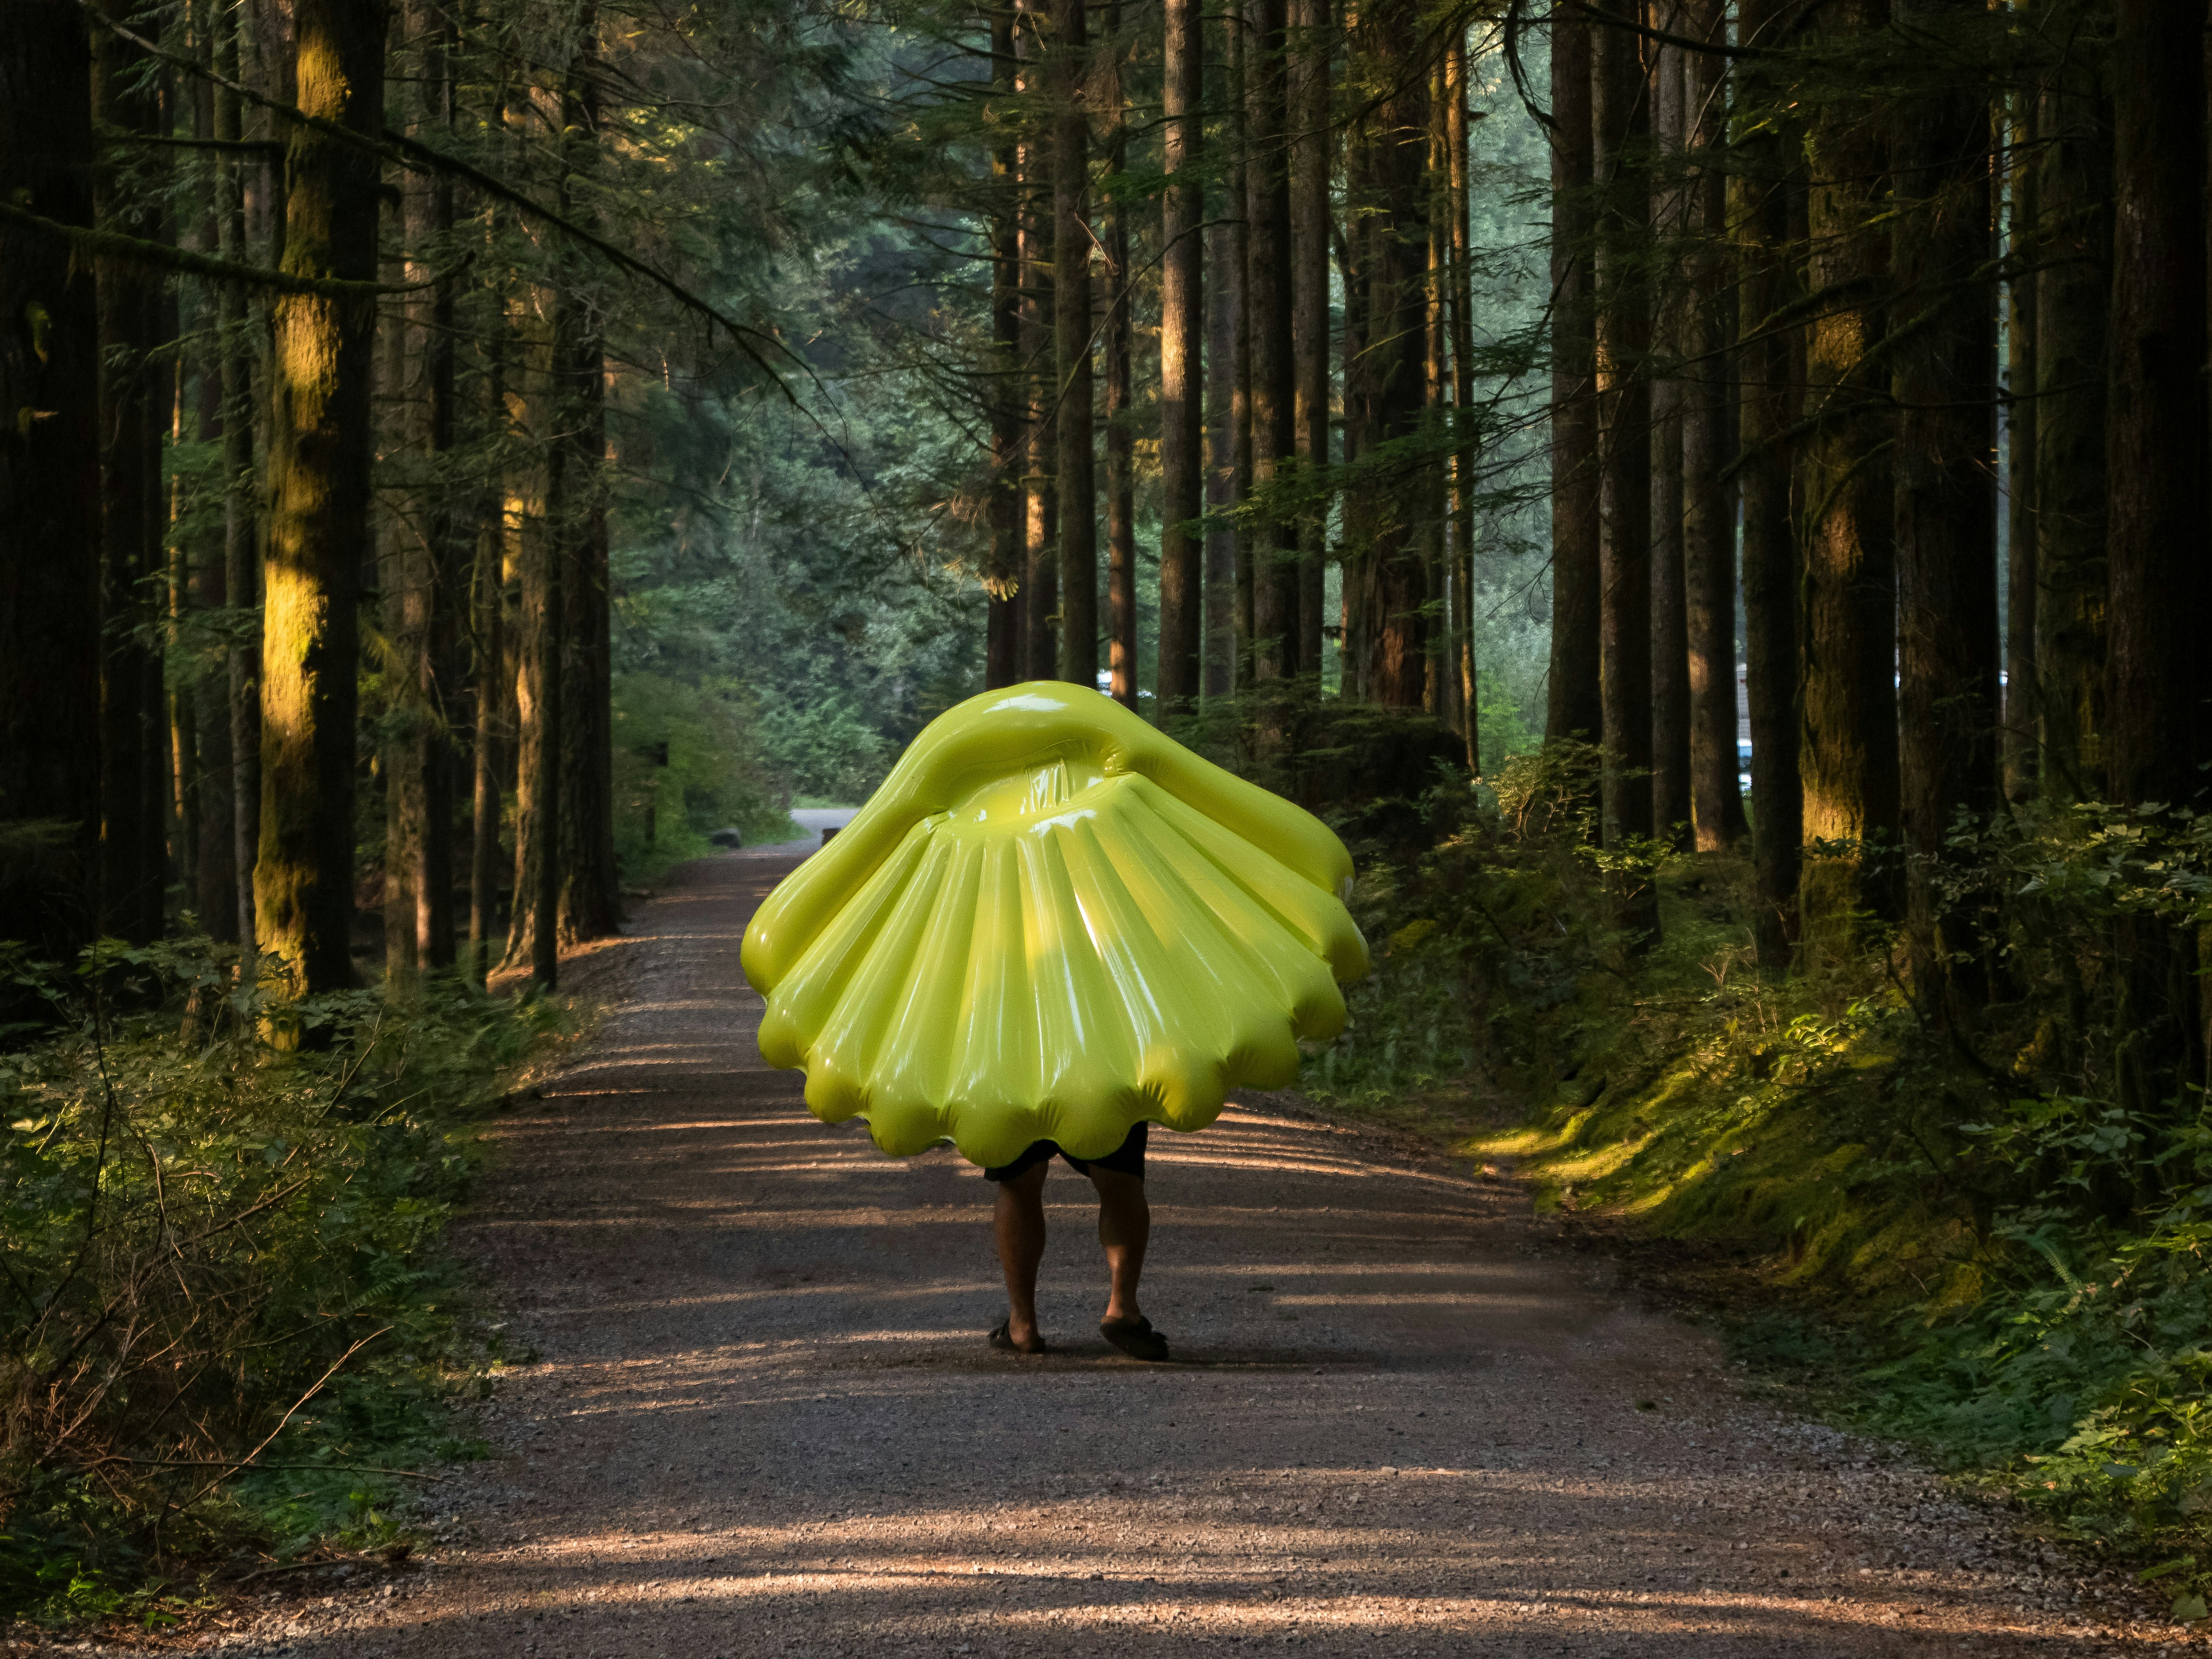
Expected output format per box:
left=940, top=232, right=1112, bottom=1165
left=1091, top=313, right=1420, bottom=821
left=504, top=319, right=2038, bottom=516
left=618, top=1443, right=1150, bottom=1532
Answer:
left=202, top=851, right=2184, bottom=1658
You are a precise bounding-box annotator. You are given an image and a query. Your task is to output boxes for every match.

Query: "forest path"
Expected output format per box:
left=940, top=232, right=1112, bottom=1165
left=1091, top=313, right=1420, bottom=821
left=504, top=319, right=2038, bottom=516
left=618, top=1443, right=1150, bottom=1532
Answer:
left=209, top=851, right=2166, bottom=1658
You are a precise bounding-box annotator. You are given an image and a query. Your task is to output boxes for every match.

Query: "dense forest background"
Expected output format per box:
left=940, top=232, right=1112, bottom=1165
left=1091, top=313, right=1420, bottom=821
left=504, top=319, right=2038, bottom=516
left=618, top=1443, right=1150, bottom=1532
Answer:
left=11, top=0, right=2212, bottom=1625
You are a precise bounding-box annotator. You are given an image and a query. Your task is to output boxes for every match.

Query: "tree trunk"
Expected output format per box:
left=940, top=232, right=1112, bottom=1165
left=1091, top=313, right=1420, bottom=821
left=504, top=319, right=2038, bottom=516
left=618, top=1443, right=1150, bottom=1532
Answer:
left=505, top=320, right=560, bottom=987
left=1245, top=0, right=1298, bottom=685
left=1422, top=66, right=1449, bottom=721
left=0, top=0, right=103, bottom=959
left=1336, top=180, right=1366, bottom=699
left=2104, top=0, right=2208, bottom=1124
left=987, top=12, right=1022, bottom=694
left=468, top=344, right=507, bottom=984
left=1159, top=0, right=1206, bottom=711
left=1795, top=0, right=1899, bottom=950
left=1051, top=0, right=1096, bottom=688
left=2001, top=86, right=2037, bottom=806
left=554, top=17, right=619, bottom=949
left=1682, top=0, right=1743, bottom=849
left=1892, top=0, right=1999, bottom=1009
left=256, top=0, right=383, bottom=997
left=1204, top=210, right=1239, bottom=700
left=1593, top=0, right=1653, bottom=916
left=1103, top=4, right=1136, bottom=709
left=1446, top=31, right=1478, bottom=769
left=408, top=0, right=459, bottom=969
left=1546, top=0, right=1601, bottom=745
left=1344, top=0, right=1428, bottom=707
left=93, top=3, right=165, bottom=945
left=1648, top=36, right=1689, bottom=845
left=1736, top=0, right=1802, bottom=969
left=1018, top=74, right=1059, bottom=682
left=1227, top=12, right=1255, bottom=692
left=216, top=1, right=261, bottom=959
left=2031, top=29, right=2108, bottom=802
left=1290, top=0, right=1331, bottom=686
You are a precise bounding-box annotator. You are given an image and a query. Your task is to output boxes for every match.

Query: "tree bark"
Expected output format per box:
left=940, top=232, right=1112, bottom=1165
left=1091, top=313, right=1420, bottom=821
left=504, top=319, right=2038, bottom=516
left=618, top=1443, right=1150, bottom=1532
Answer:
left=1343, top=0, right=1428, bottom=706
left=409, top=0, right=459, bottom=969
left=1422, top=65, right=1449, bottom=721
left=1227, top=12, right=1255, bottom=692
left=93, top=2, right=165, bottom=945
left=2104, top=0, right=2208, bottom=1123
left=255, top=0, right=383, bottom=996
left=1648, top=36, right=1689, bottom=845
left=2001, top=86, right=2037, bottom=806
left=1735, top=0, right=1802, bottom=969
left=1051, top=0, right=1097, bottom=688
left=0, top=0, right=103, bottom=960
left=468, top=342, right=507, bottom=984
left=986, top=12, right=1022, bottom=693
left=1446, top=31, right=1478, bottom=769
left=1290, top=0, right=1332, bottom=685
left=1593, top=0, right=1653, bottom=908
left=1204, top=210, right=1239, bottom=700
left=1245, top=0, right=1298, bottom=684
left=1892, top=0, right=1999, bottom=1008
left=1795, top=0, right=1899, bottom=949
left=1156, top=0, right=1203, bottom=710
left=1546, top=0, right=1601, bottom=745
left=1103, top=4, right=1136, bottom=709
left=505, top=323, right=560, bottom=988
left=2031, top=27, right=2108, bottom=802
left=216, top=0, right=261, bottom=958
left=1017, top=40, right=1059, bottom=682
left=1682, top=0, right=1744, bottom=848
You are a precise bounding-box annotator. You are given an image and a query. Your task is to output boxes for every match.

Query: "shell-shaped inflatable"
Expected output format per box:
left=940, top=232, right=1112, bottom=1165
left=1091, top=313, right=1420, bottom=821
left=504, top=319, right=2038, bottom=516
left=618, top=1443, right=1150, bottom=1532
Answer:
left=739, top=683, right=1370, bottom=1169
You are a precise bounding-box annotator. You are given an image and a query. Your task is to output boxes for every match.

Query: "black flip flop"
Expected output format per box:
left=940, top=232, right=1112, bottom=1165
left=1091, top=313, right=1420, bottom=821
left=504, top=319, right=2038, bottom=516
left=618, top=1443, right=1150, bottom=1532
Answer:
left=1100, top=1315, right=1170, bottom=1362
left=989, top=1320, right=1049, bottom=1355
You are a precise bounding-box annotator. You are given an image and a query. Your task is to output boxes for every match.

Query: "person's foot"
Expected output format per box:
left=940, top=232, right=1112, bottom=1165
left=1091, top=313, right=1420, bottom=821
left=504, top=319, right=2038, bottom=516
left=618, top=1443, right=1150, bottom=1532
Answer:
left=990, top=1319, right=1049, bottom=1355
left=1100, top=1314, right=1169, bottom=1362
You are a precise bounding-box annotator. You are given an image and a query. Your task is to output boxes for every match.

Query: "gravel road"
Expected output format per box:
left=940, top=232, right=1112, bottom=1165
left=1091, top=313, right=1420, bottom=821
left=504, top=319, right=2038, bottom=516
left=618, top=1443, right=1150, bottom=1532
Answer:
left=189, top=849, right=2193, bottom=1659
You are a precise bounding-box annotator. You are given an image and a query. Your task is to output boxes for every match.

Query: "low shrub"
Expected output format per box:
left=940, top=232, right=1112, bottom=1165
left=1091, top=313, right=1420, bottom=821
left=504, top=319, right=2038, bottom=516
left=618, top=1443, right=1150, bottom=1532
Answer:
left=0, top=938, right=558, bottom=1626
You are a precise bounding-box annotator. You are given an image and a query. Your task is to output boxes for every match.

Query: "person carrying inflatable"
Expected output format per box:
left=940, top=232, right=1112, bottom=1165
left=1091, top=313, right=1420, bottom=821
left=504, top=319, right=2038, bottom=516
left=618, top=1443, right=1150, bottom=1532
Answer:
left=739, top=683, right=1369, bottom=1361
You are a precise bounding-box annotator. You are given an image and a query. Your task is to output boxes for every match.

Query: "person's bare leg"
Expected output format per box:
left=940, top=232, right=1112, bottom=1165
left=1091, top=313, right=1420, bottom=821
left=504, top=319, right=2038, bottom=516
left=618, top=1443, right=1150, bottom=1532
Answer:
left=993, top=1161, right=1050, bottom=1350
left=1087, top=1166, right=1149, bottom=1325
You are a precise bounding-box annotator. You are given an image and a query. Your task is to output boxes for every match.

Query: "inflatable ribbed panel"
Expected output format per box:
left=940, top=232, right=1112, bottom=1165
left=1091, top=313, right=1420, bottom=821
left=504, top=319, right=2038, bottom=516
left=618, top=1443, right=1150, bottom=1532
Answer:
left=740, top=684, right=1369, bottom=1169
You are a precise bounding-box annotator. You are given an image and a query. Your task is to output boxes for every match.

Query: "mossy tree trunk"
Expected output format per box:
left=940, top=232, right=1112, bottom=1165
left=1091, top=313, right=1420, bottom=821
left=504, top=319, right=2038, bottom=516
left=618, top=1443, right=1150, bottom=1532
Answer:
left=1794, top=0, right=1899, bottom=952
left=256, top=0, right=387, bottom=996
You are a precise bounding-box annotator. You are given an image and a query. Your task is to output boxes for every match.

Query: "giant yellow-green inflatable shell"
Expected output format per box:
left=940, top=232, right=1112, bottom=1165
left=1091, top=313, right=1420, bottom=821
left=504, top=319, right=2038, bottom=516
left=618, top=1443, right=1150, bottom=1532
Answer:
left=739, top=683, right=1370, bottom=1169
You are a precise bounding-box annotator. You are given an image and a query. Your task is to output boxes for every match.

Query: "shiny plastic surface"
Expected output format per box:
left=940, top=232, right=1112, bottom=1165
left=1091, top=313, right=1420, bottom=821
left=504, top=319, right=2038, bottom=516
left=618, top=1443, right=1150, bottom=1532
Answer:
left=739, top=683, right=1371, bottom=1168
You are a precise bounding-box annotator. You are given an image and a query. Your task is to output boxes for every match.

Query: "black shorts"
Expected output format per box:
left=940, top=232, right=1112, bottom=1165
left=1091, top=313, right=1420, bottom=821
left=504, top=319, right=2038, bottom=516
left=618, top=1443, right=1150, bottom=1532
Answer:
left=983, top=1121, right=1148, bottom=1183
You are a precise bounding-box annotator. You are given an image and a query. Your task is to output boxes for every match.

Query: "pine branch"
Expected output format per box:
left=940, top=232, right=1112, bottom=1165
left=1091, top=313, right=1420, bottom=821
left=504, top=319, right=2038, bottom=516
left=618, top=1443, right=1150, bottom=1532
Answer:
left=0, top=201, right=423, bottom=300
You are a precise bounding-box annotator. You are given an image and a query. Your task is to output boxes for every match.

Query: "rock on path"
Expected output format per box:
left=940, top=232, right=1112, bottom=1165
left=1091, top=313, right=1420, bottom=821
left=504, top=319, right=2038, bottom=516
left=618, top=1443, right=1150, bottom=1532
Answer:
left=197, top=849, right=2187, bottom=1658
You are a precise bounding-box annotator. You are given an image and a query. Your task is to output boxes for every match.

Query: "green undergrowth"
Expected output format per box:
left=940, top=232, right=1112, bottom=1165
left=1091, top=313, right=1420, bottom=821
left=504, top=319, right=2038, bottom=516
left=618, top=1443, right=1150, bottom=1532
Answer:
left=0, top=940, right=563, bottom=1629
left=1300, top=744, right=2212, bottom=1620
